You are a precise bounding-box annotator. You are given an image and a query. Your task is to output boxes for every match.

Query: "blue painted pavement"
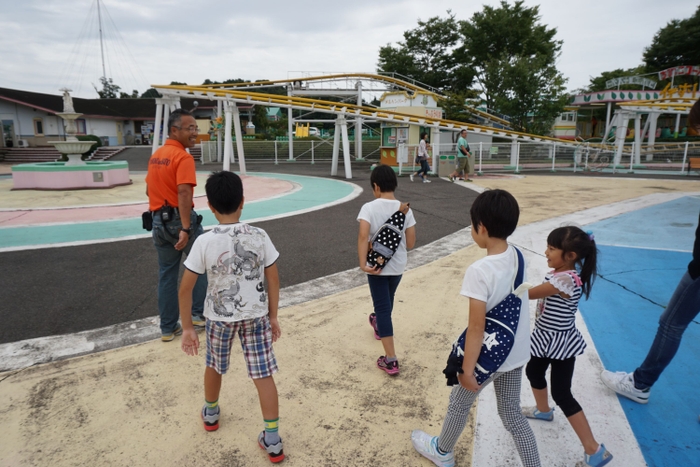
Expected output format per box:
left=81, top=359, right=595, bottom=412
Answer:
left=580, top=196, right=700, bottom=467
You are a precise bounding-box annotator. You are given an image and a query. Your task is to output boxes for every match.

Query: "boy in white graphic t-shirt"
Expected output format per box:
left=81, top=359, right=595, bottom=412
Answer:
left=178, top=171, right=284, bottom=463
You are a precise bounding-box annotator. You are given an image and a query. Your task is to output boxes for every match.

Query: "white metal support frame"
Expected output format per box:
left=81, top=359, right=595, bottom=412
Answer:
left=223, top=102, right=234, bottom=172
left=355, top=81, right=363, bottom=160
left=231, top=103, right=247, bottom=175
left=430, top=126, right=440, bottom=173
left=331, top=115, right=352, bottom=179
left=287, top=85, right=294, bottom=161
left=216, top=100, right=222, bottom=162
left=151, top=97, right=180, bottom=154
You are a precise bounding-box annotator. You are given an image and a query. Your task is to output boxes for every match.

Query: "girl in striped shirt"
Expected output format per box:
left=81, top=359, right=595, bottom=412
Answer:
left=522, top=226, right=613, bottom=467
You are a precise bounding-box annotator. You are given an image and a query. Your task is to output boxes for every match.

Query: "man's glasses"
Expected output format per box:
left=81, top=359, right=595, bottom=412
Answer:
left=173, top=125, right=199, bottom=133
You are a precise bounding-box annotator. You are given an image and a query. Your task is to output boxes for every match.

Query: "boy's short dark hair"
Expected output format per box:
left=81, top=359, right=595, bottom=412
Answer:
left=470, top=189, right=519, bottom=239
left=370, top=164, right=397, bottom=192
left=206, top=171, right=243, bottom=214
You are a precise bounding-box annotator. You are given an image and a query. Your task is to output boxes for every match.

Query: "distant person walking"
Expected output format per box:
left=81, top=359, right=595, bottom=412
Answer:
left=146, top=108, right=207, bottom=342
left=410, top=132, right=431, bottom=183
left=449, top=129, right=473, bottom=182
left=590, top=117, right=598, bottom=138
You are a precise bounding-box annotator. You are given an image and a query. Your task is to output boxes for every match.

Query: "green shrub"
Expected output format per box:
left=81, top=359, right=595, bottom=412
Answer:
left=77, top=135, right=103, bottom=159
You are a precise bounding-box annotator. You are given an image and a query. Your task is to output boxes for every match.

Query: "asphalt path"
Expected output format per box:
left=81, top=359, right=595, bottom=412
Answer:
left=0, top=149, right=476, bottom=344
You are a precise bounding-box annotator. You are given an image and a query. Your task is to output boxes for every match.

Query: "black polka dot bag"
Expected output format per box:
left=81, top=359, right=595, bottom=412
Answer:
left=443, top=247, right=531, bottom=386
left=366, top=203, right=410, bottom=270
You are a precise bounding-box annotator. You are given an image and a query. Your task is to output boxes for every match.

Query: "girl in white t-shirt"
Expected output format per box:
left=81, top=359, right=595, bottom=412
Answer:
left=522, top=226, right=612, bottom=467
left=357, top=165, right=416, bottom=375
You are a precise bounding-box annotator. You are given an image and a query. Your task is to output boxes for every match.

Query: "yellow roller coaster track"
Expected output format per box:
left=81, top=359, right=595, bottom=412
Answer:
left=619, top=97, right=696, bottom=113
left=191, top=72, right=514, bottom=129
left=154, top=83, right=571, bottom=145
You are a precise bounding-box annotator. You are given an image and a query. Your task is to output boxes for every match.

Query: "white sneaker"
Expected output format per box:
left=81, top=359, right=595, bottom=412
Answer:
left=423, top=178, right=431, bottom=183
left=411, top=430, right=454, bottom=467
left=600, top=370, right=650, bottom=404
left=410, top=174, right=414, bottom=182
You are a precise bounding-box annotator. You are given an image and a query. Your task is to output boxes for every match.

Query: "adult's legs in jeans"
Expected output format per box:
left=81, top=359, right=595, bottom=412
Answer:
left=494, top=367, right=541, bottom=467
left=634, top=272, right=700, bottom=389
left=367, top=274, right=402, bottom=358
left=184, top=217, right=207, bottom=317
left=154, top=233, right=183, bottom=334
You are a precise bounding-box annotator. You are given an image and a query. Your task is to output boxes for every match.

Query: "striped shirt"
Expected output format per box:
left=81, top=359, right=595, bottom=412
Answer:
left=530, top=270, right=587, bottom=360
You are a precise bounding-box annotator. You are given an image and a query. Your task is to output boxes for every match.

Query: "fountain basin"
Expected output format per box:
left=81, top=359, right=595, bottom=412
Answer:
left=11, top=161, right=132, bottom=190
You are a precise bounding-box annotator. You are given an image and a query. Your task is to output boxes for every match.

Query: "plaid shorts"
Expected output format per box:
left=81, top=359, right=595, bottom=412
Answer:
left=205, top=316, right=278, bottom=379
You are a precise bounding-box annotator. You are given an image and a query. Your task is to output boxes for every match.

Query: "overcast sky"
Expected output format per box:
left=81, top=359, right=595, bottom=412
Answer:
left=0, top=0, right=697, bottom=99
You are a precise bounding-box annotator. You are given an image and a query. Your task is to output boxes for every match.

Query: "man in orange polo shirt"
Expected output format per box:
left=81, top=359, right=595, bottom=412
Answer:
left=146, top=108, right=207, bottom=341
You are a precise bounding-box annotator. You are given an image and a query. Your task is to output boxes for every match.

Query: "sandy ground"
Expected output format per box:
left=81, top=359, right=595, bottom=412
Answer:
left=0, top=175, right=697, bottom=467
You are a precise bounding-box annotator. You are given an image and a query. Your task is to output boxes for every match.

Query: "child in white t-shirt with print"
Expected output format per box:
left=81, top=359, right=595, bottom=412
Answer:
left=412, top=189, right=541, bottom=467
left=178, top=171, right=284, bottom=464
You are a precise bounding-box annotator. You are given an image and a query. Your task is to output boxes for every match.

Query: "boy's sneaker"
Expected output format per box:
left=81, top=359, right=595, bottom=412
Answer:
left=600, top=370, right=650, bottom=404
left=201, top=405, right=220, bottom=432
left=410, top=174, right=414, bottom=182
left=522, top=406, right=554, bottom=421
left=411, top=430, right=455, bottom=467
left=575, top=443, right=613, bottom=467
left=368, top=313, right=380, bottom=340
left=449, top=175, right=455, bottom=182
left=258, top=431, right=285, bottom=463
left=161, top=323, right=183, bottom=342
left=377, top=356, right=400, bottom=376
left=192, top=316, right=206, bottom=328
left=423, top=178, right=431, bottom=183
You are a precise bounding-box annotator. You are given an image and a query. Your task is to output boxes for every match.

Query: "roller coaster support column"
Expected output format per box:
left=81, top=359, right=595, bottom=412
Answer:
left=151, top=100, right=163, bottom=155
left=613, top=111, right=632, bottom=170
left=355, top=82, right=363, bottom=160
left=223, top=102, right=234, bottom=172
left=603, top=102, right=612, bottom=143
left=288, top=85, right=294, bottom=161
left=646, top=113, right=660, bottom=160
left=217, top=101, right=222, bottom=163
left=633, top=114, right=642, bottom=167
left=674, top=114, right=681, bottom=138
left=331, top=115, right=352, bottom=179
left=231, top=103, right=247, bottom=175
left=430, top=126, right=440, bottom=173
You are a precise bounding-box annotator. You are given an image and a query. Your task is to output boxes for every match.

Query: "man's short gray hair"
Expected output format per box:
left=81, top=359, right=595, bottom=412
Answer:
left=168, top=108, right=193, bottom=135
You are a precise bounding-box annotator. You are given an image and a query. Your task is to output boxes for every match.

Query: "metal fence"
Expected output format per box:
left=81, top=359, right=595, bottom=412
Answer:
left=200, top=139, right=382, bottom=164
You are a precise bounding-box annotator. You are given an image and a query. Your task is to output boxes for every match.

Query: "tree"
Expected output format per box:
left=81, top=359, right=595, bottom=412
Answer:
left=438, top=90, right=480, bottom=122
left=459, top=1, right=568, bottom=134
left=119, top=89, right=139, bottom=99
left=377, top=12, right=474, bottom=91
left=644, top=6, right=700, bottom=71
left=94, top=77, right=121, bottom=98
left=141, top=88, right=162, bottom=98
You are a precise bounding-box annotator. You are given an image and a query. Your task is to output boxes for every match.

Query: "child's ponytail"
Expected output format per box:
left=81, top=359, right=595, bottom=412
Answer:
left=546, top=226, right=599, bottom=298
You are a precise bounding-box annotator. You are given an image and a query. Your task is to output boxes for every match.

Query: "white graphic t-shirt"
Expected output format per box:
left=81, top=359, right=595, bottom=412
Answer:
left=185, top=223, right=279, bottom=322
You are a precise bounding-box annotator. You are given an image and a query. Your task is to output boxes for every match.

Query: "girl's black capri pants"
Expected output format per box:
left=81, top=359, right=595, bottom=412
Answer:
left=525, top=355, right=582, bottom=417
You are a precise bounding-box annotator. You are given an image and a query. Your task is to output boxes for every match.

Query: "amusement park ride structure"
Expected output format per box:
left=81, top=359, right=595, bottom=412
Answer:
left=151, top=73, right=697, bottom=179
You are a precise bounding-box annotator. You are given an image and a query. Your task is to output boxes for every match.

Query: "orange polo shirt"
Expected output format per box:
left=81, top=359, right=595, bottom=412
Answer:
left=145, top=139, right=197, bottom=211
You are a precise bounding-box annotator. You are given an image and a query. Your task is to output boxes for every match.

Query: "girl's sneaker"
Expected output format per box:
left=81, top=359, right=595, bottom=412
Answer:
left=201, top=405, right=220, bottom=431
left=522, top=406, right=554, bottom=421
left=377, top=356, right=400, bottom=375
left=575, top=443, right=613, bottom=467
left=258, top=431, right=285, bottom=463
left=411, top=430, right=455, bottom=467
left=368, top=313, right=380, bottom=340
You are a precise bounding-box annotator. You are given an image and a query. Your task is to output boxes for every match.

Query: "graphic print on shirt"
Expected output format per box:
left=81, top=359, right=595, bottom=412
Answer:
left=207, top=225, right=269, bottom=319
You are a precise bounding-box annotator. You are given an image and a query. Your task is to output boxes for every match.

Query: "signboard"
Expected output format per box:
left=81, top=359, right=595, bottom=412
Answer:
left=425, top=108, right=443, bottom=119
left=605, top=76, right=657, bottom=89
left=397, top=144, right=408, bottom=163
left=397, top=128, right=408, bottom=144
left=658, top=65, right=700, bottom=80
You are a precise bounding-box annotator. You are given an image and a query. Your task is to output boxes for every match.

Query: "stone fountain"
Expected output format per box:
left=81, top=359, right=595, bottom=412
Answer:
left=11, top=89, right=131, bottom=190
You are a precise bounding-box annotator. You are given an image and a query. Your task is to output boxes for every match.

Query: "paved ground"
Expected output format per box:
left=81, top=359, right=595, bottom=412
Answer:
left=1, top=154, right=699, bottom=466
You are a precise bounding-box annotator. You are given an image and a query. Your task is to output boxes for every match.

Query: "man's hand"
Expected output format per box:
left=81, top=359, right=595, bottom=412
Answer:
left=269, top=317, right=282, bottom=342
left=174, top=230, right=189, bottom=250
left=181, top=328, right=200, bottom=356
left=458, top=372, right=481, bottom=392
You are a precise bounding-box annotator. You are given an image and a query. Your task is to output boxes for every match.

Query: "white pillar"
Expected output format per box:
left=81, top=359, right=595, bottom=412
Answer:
left=634, top=114, right=642, bottom=166
left=647, top=113, right=660, bottom=160
left=613, top=112, right=630, bottom=168
left=232, top=103, right=246, bottom=175
left=340, top=115, right=352, bottom=179
left=510, top=137, right=518, bottom=167
left=355, top=82, right=363, bottom=160
left=217, top=100, right=222, bottom=162
left=674, top=113, right=681, bottom=137
left=223, top=102, right=233, bottom=172
left=331, top=118, right=341, bottom=177
left=430, top=126, right=440, bottom=172
left=151, top=102, right=163, bottom=155
left=287, top=85, right=294, bottom=161
left=603, top=101, right=612, bottom=143
left=161, top=104, right=171, bottom=148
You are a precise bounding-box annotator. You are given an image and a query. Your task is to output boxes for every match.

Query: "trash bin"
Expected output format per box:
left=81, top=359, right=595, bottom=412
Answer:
left=438, top=154, right=456, bottom=177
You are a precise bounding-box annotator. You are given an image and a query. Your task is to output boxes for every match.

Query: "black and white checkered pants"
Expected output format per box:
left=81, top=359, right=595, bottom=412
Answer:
left=437, top=366, right=541, bottom=467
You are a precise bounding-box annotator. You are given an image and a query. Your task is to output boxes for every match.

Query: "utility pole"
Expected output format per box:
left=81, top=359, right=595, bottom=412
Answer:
left=97, top=0, right=107, bottom=80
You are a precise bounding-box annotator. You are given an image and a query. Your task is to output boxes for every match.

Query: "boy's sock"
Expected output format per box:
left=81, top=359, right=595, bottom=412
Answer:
left=264, top=418, right=281, bottom=445
left=205, top=399, right=219, bottom=414
left=386, top=356, right=398, bottom=363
